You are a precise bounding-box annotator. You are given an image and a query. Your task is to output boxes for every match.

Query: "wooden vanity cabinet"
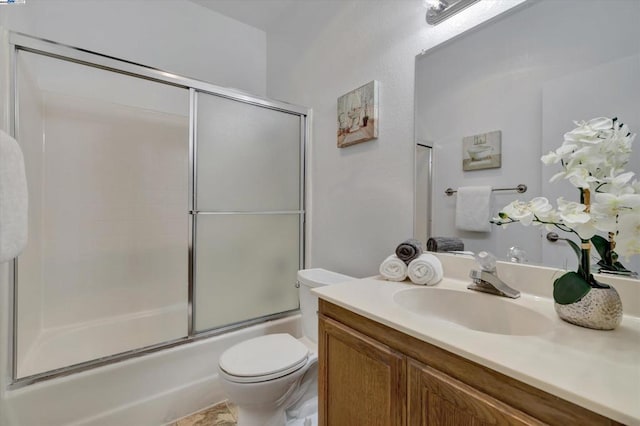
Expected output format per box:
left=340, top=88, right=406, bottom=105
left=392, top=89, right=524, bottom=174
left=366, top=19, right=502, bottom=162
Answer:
left=318, top=300, right=622, bottom=426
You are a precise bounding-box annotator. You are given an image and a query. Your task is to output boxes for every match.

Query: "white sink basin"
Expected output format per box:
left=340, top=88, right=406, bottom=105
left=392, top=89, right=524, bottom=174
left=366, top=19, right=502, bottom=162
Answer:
left=393, top=287, right=554, bottom=336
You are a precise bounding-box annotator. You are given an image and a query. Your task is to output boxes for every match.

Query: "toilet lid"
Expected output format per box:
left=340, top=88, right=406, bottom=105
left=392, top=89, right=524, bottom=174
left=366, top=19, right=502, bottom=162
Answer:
left=219, top=334, right=309, bottom=381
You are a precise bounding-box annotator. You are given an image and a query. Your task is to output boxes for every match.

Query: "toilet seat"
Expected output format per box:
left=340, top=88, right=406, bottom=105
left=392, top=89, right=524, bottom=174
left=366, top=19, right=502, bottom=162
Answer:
left=219, top=334, right=310, bottom=384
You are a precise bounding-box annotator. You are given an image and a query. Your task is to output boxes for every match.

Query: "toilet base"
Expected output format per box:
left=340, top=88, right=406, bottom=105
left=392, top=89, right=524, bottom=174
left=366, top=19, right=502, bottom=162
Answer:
left=286, top=413, right=317, bottom=426
left=235, top=397, right=318, bottom=426
left=224, top=355, right=318, bottom=426
left=286, top=396, right=318, bottom=426
left=236, top=406, right=286, bottom=426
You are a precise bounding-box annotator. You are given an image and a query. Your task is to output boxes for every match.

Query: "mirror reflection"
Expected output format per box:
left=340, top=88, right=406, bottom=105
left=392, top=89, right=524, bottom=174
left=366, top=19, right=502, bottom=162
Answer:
left=415, top=0, right=639, bottom=276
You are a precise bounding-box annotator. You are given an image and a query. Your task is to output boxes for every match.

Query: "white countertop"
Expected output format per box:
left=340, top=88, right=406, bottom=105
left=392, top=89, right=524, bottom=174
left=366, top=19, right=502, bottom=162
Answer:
left=313, top=275, right=640, bottom=425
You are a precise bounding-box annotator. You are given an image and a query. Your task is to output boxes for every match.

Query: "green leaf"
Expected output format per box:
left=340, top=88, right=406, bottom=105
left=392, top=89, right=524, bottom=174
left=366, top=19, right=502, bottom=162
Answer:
left=553, top=272, right=591, bottom=305
left=597, top=260, right=615, bottom=271
left=563, top=239, right=584, bottom=276
left=613, top=261, right=630, bottom=272
left=564, top=238, right=582, bottom=260
left=590, top=235, right=610, bottom=261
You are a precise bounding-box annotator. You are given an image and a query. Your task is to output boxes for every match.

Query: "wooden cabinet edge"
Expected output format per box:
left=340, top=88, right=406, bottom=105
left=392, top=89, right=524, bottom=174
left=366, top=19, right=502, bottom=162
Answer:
left=319, top=299, right=622, bottom=426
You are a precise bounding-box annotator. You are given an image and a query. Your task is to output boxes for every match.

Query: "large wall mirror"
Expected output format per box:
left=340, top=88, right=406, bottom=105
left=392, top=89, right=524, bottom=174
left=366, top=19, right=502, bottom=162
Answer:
left=415, top=0, right=639, bottom=276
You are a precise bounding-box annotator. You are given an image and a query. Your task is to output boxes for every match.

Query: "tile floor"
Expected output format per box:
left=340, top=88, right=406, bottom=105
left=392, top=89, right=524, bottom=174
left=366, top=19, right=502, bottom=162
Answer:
left=170, top=401, right=237, bottom=426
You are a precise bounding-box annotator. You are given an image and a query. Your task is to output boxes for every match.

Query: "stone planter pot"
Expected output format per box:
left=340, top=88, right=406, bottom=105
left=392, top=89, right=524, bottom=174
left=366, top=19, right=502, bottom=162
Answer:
left=555, top=286, right=623, bottom=330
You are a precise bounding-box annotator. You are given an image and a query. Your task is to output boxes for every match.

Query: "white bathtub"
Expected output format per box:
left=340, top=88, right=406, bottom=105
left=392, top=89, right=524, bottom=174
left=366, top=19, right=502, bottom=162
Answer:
left=1, top=314, right=301, bottom=426
left=18, top=304, right=188, bottom=378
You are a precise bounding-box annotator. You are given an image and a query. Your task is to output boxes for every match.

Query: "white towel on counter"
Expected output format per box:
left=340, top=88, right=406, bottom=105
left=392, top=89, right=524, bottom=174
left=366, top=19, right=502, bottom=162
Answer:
left=455, top=186, right=492, bottom=232
left=0, top=130, right=28, bottom=263
left=407, top=253, right=443, bottom=286
left=379, top=254, right=408, bottom=281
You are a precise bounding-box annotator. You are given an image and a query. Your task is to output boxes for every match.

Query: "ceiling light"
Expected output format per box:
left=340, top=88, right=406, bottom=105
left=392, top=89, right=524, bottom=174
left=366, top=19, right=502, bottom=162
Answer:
left=425, top=0, right=481, bottom=25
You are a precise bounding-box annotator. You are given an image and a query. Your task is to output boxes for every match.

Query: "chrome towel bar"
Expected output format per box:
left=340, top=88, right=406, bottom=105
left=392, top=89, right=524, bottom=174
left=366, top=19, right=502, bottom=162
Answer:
left=445, top=184, right=527, bottom=196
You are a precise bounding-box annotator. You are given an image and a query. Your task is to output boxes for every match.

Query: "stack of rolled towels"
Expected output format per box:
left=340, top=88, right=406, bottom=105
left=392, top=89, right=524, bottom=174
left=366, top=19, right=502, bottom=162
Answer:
left=379, top=239, right=443, bottom=286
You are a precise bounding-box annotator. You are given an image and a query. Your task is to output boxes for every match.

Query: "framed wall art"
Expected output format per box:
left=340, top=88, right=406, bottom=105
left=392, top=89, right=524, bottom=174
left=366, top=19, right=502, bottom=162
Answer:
left=337, top=80, right=379, bottom=148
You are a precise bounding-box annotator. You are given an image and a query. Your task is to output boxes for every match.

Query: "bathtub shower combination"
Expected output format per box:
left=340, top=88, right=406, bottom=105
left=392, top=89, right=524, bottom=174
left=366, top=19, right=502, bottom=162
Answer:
left=7, top=32, right=309, bottom=390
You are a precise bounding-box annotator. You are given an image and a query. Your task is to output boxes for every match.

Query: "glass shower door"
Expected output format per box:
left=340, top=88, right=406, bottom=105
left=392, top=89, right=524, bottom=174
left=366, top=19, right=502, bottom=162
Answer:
left=193, top=92, right=303, bottom=332
left=15, top=50, right=190, bottom=378
left=10, top=32, right=309, bottom=385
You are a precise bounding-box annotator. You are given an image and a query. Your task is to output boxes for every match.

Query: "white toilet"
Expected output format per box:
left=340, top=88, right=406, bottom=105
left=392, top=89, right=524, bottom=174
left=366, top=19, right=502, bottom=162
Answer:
left=217, top=268, right=354, bottom=426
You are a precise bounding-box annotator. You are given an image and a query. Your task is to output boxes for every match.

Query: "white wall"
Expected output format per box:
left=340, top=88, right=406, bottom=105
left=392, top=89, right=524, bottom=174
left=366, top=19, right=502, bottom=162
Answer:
left=267, top=0, right=525, bottom=277
left=0, top=0, right=267, bottom=95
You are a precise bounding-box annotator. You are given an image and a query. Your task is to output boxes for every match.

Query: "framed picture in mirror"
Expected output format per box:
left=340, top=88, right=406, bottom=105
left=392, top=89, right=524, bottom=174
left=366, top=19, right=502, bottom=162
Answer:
left=462, top=130, right=501, bottom=171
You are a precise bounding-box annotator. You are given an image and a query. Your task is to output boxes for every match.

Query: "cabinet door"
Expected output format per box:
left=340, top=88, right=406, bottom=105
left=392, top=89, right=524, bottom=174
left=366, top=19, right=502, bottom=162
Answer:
left=319, top=315, right=406, bottom=426
left=408, top=359, right=544, bottom=426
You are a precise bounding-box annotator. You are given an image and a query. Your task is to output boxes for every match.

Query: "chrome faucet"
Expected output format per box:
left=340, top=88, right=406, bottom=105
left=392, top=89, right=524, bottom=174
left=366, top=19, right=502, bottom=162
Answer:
left=468, top=251, right=520, bottom=299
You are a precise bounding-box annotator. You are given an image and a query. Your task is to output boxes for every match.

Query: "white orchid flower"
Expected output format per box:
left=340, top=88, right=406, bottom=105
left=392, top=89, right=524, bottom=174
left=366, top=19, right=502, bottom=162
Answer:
left=565, top=167, right=597, bottom=189
left=564, top=117, right=613, bottom=144
left=501, top=197, right=552, bottom=226
left=556, top=143, right=578, bottom=156
left=586, top=117, right=614, bottom=130
left=549, top=171, right=567, bottom=183
left=589, top=204, right=618, bottom=233
left=541, top=150, right=561, bottom=165
left=557, top=198, right=590, bottom=225
left=615, top=213, right=640, bottom=259
left=594, top=192, right=640, bottom=211
left=591, top=193, right=640, bottom=233
left=571, top=222, right=598, bottom=240
left=609, top=171, right=636, bottom=189
left=564, top=128, right=598, bottom=144
left=501, top=201, right=534, bottom=225
left=496, top=116, right=637, bottom=266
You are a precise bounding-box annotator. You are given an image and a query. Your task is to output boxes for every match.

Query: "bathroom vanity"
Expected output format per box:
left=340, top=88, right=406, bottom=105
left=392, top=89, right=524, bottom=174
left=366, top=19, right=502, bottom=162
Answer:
left=313, top=256, right=640, bottom=426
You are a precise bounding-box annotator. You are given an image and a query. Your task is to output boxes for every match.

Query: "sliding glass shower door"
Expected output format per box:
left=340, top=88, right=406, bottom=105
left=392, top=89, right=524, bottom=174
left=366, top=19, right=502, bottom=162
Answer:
left=15, top=50, right=190, bottom=378
left=193, top=93, right=303, bottom=332
left=11, top=33, right=307, bottom=383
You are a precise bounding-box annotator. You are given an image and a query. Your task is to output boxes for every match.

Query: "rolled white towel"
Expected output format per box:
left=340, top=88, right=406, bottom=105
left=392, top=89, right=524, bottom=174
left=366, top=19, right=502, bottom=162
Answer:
left=379, top=255, right=407, bottom=281
left=408, top=253, right=443, bottom=286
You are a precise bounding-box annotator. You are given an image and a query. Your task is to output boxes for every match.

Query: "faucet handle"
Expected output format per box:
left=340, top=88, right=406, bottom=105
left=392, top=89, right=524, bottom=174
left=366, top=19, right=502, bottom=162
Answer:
left=508, top=246, right=527, bottom=263
left=469, top=269, right=484, bottom=283
left=474, top=251, right=497, bottom=272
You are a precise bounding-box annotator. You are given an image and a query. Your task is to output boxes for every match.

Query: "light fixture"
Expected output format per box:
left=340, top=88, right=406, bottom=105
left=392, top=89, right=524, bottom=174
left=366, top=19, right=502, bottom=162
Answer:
left=424, top=0, right=481, bottom=25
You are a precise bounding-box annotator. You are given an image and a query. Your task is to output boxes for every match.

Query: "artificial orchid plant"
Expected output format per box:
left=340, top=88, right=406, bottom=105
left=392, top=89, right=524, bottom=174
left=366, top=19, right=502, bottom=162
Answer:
left=492, top=117, right=638, bottom=304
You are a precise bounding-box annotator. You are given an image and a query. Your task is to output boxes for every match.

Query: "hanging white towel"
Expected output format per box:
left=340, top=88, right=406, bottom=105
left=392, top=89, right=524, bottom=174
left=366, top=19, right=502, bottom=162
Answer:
left=455, top=186, right=492, bottom=232
left=0, top=130, right=28, bottom=263
left=379, top=254, right=408, bottom=282
left=407, top=253, right=443, bottom=286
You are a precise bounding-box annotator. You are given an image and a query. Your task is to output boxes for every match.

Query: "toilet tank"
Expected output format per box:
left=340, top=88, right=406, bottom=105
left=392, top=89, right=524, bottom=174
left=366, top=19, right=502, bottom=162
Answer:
left=297, top=268, right=354, bottom=343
